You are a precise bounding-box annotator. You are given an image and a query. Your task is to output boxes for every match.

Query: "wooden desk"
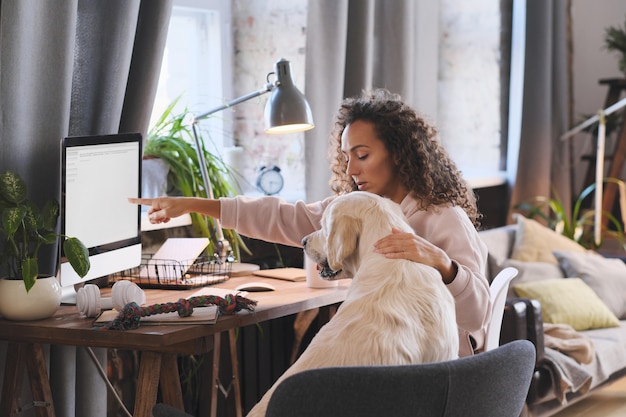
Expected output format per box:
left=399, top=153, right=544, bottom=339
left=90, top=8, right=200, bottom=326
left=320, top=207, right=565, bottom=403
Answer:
left=0, top=275, right=350, bottom=417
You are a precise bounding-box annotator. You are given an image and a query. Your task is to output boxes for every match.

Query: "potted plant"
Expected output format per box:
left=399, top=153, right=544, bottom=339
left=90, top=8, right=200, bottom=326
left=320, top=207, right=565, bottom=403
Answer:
left=514, top=177, right=626, bottom=250
left=144, top=98, right=250, bottom=260
left=0, top=170, right=90, bottom=320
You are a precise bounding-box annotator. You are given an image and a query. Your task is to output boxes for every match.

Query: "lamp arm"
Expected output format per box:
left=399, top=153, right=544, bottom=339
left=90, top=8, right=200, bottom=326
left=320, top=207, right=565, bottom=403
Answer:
left=561, top=96, right=626, bottom=141
left=193, top=82, right=274, bottom=122
left=191, top=122, right=228, bottom=250
left=190, top=82, right=273, bottom=256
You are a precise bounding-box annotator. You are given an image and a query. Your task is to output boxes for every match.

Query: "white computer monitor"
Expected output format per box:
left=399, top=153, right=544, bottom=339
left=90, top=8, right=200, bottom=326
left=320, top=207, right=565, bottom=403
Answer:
left=59, top=133, right=143, bottom=304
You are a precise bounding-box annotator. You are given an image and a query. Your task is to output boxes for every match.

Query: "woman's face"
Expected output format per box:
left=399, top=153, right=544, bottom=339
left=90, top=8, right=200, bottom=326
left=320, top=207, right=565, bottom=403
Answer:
left=340, top=120, right=407, bottom=203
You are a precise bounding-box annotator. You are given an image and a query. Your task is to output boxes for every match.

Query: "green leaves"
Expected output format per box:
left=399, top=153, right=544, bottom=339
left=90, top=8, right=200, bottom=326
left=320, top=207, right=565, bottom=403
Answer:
left=0, top=170, right=91, bottom=293
left=2, top=206, right=27, bottom=237
left=64, top=237, right=90, bottom=278
left=41, top=199, right=60, bottom=231
left=0, top=171, right=27, bottom=204
left=604, top=15, right=626, bottom=76
left=514, top=178, right=626, bottom=250
left=145, top=97, right=249, bottom=260
left=21, top=257, right=38, bottom=293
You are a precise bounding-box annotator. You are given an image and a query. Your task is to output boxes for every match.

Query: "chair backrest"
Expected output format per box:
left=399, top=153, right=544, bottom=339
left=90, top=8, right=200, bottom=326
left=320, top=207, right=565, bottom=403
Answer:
left=485, top=266, right=519, bottom=351
left=265, top=340, right=535, bottom=417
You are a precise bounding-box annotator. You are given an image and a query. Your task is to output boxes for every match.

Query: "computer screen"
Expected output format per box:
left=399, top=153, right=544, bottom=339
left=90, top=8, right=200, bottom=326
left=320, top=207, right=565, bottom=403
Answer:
left=59, top=133, right=143, bottom=304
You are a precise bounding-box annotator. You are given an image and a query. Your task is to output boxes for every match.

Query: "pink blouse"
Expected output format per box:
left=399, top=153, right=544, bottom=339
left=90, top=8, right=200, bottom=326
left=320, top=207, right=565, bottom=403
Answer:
left=220, top=193, right=491, bottom=357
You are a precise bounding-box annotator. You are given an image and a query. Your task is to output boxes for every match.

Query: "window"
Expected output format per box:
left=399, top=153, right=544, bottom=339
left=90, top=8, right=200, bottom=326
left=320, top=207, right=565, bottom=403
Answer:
left=150, top=0, right=234, bottom=154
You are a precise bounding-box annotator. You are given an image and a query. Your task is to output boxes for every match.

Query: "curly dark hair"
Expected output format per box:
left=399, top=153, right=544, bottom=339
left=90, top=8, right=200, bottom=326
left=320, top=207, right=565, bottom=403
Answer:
left=328, top=88, right=482, bottom=227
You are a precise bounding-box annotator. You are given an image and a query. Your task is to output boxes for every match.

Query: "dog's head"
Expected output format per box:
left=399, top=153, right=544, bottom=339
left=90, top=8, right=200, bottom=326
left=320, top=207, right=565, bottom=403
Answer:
left=301, top=192, right=412, bottom=279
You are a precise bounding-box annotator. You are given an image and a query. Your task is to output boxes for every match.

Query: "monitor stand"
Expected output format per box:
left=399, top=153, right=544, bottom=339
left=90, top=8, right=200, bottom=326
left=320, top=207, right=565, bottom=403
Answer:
left=60, top=283, right=80, bottom=305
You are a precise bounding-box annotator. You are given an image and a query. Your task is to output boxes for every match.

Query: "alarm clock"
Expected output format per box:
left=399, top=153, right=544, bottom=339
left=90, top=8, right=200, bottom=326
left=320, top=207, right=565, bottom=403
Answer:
left=256, top=165, right=284, bottom=195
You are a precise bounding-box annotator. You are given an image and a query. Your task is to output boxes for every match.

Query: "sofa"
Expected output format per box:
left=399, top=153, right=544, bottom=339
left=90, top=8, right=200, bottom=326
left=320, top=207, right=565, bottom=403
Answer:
left=478, top=215, right=626, bottom=417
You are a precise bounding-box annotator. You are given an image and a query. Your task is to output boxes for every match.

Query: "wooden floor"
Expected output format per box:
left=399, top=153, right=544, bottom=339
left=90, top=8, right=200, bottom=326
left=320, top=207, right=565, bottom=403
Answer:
left=550, top=375, right=626, bottom=417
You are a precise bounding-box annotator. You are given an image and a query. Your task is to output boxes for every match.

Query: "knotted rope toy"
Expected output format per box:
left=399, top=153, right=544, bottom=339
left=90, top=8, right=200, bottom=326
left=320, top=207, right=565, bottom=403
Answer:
left=104, top=294, right=257, bottom=330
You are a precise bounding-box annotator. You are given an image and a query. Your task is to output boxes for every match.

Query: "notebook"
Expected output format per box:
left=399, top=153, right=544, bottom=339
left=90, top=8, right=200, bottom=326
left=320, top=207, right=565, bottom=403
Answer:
left=252, top=267, right=306, bottom=282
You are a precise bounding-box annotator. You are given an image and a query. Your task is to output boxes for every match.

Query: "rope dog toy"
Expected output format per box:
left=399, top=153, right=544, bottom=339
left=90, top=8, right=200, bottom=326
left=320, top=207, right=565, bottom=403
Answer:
left=105, top=294, right=257, bottom=330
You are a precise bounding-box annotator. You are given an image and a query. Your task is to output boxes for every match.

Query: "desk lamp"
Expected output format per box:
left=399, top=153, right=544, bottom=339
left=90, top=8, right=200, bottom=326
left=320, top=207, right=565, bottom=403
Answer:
left=561, top=96, right=626, bottom=246
left=190, top=58, right=314, bottom=256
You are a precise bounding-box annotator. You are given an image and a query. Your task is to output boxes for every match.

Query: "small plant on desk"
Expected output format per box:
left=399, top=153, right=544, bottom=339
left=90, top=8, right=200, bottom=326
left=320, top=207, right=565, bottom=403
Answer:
left=0, top=170, right=90, bottom=291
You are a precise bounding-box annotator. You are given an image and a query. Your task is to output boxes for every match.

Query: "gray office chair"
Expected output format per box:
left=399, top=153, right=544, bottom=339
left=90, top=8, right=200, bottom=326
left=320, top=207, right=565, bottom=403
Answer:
left=265, top=340, right=535, bottom=417
left=153, top=340, right=535, bottom=417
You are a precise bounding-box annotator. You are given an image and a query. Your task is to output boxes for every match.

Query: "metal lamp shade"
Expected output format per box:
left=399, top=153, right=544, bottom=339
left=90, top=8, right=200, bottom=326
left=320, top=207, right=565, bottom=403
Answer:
left=264, top=58, right=314, bottom=133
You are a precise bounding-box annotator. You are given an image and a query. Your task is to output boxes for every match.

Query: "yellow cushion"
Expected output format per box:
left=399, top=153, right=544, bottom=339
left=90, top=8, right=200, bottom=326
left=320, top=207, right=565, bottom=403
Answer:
left=510, top=214, right=586, bottom=264
left=513, top=278, right=620, bottom=331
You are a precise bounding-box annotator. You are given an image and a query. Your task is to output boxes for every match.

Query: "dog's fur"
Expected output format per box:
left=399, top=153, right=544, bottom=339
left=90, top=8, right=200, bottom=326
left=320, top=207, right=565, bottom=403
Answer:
left=247, top=191, right=458, bottom=417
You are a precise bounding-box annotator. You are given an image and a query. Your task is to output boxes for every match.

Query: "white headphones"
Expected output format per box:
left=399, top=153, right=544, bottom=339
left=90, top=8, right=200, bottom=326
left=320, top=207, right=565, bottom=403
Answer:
left=76, top=280, right=146, bottom=318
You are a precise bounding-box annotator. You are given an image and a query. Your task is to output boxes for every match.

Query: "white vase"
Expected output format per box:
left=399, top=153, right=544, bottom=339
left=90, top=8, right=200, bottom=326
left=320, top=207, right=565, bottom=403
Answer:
left=0, top=276, right=62, bottom=321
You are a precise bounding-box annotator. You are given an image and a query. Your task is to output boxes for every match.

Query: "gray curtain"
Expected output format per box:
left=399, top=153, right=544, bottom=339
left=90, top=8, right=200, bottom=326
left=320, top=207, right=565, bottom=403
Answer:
left=304, top=0, right=438, bottom=202
left=507, top=0, right=570, bottom=219
left=1, top=0, right=172, bottom=272
left=306, top=0, right=570, bottom=220
left=0, top=1, right=172, bottom=416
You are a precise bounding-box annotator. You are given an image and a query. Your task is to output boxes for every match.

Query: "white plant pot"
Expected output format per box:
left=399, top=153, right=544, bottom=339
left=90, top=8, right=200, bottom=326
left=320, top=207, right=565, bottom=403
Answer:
left=0, top=276, right=62, bottom=321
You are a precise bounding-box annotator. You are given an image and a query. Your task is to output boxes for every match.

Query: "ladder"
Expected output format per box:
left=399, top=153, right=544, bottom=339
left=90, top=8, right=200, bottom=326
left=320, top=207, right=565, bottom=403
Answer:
left=581, top=78, right=626, bottom=228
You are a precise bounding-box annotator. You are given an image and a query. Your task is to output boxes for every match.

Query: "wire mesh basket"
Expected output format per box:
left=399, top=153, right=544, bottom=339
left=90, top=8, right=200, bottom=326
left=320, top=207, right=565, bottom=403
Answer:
left=110, top=252, right=234, bottom=289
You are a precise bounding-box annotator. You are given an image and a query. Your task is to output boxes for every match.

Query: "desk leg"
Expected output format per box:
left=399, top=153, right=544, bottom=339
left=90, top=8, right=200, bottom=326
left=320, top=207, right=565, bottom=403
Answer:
left=134, top=352, right=185, bottom=417
left=1, top=342, right=22, bottom=417
left=291, top=308, right=319, bottom=364
left=159, top=353, right=184, bottom=409
left=134, top=351, right=162, bottom=417
left=1, top=343, right=55, bottom=417
left=291, top=305, right=338, bottom=364
left=319, top=304, right=338, bottom=323
left=24, top=344, right=55, bottom=417
left=210, top=330, right=243, bottom=417
left=210, top=332, right=222, bottom=417
left=228, top=329, right=243, bottom=417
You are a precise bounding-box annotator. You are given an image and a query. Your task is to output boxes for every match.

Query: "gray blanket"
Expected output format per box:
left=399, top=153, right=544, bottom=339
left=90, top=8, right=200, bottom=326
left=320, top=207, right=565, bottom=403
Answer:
left=542, top=347, right=592, bottom=404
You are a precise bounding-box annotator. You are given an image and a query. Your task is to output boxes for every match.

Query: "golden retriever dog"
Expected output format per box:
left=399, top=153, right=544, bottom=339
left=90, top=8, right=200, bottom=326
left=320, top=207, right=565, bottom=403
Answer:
left=246, top=191, right=458, bottom=417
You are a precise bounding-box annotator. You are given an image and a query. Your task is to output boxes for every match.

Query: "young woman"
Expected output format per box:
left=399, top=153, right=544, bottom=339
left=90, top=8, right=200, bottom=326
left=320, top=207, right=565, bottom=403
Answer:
left=130, top=88, right=491, bottom=356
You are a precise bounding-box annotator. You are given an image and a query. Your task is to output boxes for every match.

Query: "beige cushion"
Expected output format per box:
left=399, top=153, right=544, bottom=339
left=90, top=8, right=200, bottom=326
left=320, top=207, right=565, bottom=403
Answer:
left=554, top=250, right=626, bottom=319
left=498, top=258, right=564, bottom=297
left=510, top=214, right=586, bottom=264
left=479, top=224, right=516, bottom=275
left=513, top=278, right=620, bottom=331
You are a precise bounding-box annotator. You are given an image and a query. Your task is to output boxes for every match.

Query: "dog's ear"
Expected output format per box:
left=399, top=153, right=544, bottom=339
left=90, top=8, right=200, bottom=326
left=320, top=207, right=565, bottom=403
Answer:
left=326, top=213, right=360, bottom=272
